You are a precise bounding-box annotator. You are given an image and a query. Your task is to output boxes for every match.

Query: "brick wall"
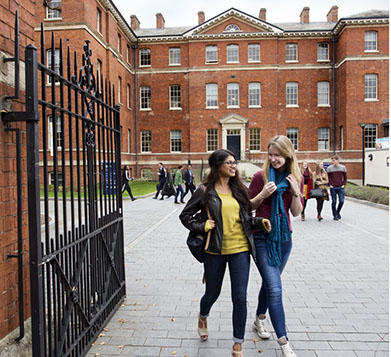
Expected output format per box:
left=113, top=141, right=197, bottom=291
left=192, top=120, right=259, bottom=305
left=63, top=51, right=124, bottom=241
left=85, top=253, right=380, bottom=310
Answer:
left=0, top=0, right=35, bottom=341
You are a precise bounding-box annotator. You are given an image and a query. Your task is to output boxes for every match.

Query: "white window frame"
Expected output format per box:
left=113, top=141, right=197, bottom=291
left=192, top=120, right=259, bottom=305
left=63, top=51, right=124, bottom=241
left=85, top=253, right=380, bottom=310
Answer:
left=206, top=45, right=218, bottom=64
left=317, top=42, right=329, bottom=62
left=207, top=129, right=218, bottom=152
left=97, top=59, right=102, bottom=78
left=140, top=86, right=151, bottom=110
left=287, top=128, right=298, bottom=150
left=118, top=76, right=122, bottom=104
left=140, top=130, right=152, bottom=153
left=286, top=43, right=298, bottom=62
left=286, top=82, right=298, bottom=107
left=139, top=48, right=151, bottom=67
left=126, top=45, right=130, bottom=63
left=48, top=115, right=62, bottom=154
left=317, top=81, right=330, bottom=106
left=248, top=44, right=260, bottom=63
left=169, top=85, right=181, bottom=109
left=249, top=128, right=261, bottom=151
left=97, top=7, right=102, bottom=33
left=170, top=130, right=182, bottom=152
left=248, top=82, right=261, bottom=108
left=169, top=48, right=181, bottom=66
left=364, top=124, right=377, bottom=148
left=127, top=129, right=131, bottom=153
left=364, top=31, right=378, bottom=52
left=318, top=127, right=330, bottom=151
left=46, top=1, right=62, bottom=19
left=227, top=83, right=239, bottom=108
left=364, top=74, right=378, bottom=101
left=47, top=49, right=60, bottom=84
left=227, top=44, right=239, bottom=63
left=126, top=84, right=131, bottom=109
left=117, top=34, right=121, bottom=54
left=206, top=83, right=218, bottom=109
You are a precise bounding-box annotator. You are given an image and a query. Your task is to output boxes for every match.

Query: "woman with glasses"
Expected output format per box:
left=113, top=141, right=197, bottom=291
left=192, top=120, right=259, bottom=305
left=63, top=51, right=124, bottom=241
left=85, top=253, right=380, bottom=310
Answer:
left=249, top=135, right=302, bottom=357
left=180, top=149, right=271, bottom=357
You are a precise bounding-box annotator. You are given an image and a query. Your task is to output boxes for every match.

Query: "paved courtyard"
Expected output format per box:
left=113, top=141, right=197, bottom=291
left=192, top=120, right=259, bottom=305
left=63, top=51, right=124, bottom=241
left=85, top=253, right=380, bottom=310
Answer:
left=87, top=192, right=389, bottom=357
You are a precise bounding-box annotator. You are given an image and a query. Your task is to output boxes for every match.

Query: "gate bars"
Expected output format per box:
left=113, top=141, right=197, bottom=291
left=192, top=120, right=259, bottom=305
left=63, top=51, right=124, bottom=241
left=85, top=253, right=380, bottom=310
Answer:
left=31, top=25, right=125, bottom=356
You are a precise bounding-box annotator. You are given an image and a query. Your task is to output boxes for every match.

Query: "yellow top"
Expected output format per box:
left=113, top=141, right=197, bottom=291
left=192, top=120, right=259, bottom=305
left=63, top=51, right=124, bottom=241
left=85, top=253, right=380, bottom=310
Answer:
left=217, top=191, right=249, bottom=255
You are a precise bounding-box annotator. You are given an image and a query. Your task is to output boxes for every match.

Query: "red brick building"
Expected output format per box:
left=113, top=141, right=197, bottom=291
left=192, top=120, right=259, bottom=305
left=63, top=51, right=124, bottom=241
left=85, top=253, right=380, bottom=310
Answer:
left=130, top=7, right=388, bottom=179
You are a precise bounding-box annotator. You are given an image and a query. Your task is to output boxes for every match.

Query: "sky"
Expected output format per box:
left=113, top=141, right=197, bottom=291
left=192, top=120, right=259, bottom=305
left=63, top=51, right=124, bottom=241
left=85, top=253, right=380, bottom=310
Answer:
left=112, top=0, right=389, bottom=29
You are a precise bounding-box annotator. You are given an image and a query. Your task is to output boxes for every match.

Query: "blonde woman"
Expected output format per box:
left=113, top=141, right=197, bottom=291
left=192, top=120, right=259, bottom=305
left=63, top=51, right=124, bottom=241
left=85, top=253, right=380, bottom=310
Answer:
left=249, top=135, right=303, bottom=357
left=312, top=161, right=329, bottom=221
left=300, top=161, right=313, bottom=221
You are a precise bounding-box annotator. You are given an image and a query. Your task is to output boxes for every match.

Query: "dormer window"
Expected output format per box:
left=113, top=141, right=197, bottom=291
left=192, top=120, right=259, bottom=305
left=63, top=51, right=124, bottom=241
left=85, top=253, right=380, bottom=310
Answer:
left=225, top=24, right=240, bottom=32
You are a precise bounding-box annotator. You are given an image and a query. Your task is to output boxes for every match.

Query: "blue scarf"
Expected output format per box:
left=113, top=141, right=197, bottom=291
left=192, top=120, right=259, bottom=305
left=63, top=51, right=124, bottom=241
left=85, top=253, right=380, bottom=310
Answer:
left=267, top=166, right=292, bottom=266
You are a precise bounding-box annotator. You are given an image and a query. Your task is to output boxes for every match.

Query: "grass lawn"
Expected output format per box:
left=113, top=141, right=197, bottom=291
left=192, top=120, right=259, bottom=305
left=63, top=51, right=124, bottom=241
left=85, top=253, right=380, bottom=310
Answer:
left=345, top=182, right=389, bottom=206
left=41, top=180, right=159, bottom=199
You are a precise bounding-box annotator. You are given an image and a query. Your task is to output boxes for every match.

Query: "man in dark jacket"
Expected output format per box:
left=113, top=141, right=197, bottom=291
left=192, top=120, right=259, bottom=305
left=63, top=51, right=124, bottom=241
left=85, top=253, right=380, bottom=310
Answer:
left=183, top=164, right=195, bottom=200
left=153, top=162, right=166, bottom=199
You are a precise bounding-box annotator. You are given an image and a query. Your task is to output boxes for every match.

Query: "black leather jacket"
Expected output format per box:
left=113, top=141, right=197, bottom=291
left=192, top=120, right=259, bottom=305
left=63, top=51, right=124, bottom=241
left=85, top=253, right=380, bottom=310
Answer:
left=179, top=185, right=268, bottom=260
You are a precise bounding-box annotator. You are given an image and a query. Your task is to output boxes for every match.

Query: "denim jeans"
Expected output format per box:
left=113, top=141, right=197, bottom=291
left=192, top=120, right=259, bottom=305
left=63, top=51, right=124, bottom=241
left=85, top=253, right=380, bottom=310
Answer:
left=200, top=251, right=250, bottom=343
left=253, top=234, right=292, bottom=339
left=330, top=187, right=345, bottom=218
left=174, top=184, right=184, bottom=202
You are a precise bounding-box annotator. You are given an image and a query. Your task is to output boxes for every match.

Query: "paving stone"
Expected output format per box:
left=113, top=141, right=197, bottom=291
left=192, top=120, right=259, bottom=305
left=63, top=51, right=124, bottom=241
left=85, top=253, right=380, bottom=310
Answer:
left=86, top=194, right=389, bottom=356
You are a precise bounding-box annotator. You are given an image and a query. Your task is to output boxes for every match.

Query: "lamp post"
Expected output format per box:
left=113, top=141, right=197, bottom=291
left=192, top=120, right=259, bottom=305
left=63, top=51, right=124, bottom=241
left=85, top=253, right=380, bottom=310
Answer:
left=359, top=124, right=368, bottom=186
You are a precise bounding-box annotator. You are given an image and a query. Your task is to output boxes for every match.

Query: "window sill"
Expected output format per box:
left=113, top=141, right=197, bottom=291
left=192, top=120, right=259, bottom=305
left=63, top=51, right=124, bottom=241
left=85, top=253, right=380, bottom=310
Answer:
left=140, top=108, right=152, bottom=111
left=205, top=61, right=218, bottom=65
left=140, top=151, right=152, bottom=154
left=317, top=59, right=330, bottom=63
left=249, top=150, right=261, bottom=153
left=45, top=17, right=62, bottom=21
left=206, top=106, right=219, bottom=109
left=285, top=60, right=298, bottom=63
left=317, top=104, right=330, bottom=108
left=227, top=105, right=240, bottom=109
left=170, top=107, right=182, bottom=111
left=227, top=61, right=239, bottom=64
left=364, top=98, right=379, bottom=102
left=169, top=63, right=181, bottom=66
left=139, top=65, right=151, bottom=68
left=286, top=104, right=299, bottom=108
left=248, top=60, right=261, bottom=64
left=249, top=105, right=262, bottom=109
left=364, top=50, right=379, bottom=53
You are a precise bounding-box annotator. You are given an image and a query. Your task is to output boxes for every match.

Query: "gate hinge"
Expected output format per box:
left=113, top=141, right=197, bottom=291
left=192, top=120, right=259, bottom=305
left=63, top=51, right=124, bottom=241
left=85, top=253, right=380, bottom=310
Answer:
left=2, top=111, right=38, bottom=122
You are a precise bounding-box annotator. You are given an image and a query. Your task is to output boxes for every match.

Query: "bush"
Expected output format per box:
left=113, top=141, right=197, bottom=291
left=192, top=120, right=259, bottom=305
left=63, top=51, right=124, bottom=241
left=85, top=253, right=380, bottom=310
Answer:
left=344, top=183, right=389, bottom=206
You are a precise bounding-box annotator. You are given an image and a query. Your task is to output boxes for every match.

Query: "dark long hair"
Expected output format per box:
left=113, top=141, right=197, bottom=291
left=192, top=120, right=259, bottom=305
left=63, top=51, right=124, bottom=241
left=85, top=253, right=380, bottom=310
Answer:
left=202, top=149, right=250, bottom=211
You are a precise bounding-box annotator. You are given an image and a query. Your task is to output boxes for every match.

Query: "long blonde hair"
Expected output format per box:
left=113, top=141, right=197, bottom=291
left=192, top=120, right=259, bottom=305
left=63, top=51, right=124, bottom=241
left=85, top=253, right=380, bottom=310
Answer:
left=263, top=135, right=301, bottom=185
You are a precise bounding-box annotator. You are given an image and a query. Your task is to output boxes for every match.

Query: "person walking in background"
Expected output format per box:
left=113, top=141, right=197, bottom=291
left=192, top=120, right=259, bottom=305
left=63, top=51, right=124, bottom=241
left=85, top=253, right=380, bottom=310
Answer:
left=183, top=164, right=195, bottom=200
left=174, top=165, right=185, bottom=204
left=313, top=161, right=329, bottom=221
left=153, top=162, right=166, bottom=199
left=249, top=135, right=303, bottom=357
left=160, top=167, right=176, bottom=199
left=326, top=154, right=347, bottom=221
left=121, top=165, right=135, bottom=201
left=180, top=149, right=271, bottom=357
left=300, top=161, right=313, bottom=221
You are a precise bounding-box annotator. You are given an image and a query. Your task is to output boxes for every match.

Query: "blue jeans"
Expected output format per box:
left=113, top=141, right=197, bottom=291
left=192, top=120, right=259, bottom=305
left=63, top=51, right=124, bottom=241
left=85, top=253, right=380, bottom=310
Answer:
left=200, top=251, right=250, bottom=343
left=330, top=187, right=345, bottom=218
left=254, top=235, right=292, bottom=339
left=174, top=184, right=184, bottom=202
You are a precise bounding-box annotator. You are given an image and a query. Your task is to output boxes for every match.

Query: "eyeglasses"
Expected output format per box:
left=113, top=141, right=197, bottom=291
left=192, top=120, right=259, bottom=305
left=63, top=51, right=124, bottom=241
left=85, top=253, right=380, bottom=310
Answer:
left=224, top=160, right=237, bottom=166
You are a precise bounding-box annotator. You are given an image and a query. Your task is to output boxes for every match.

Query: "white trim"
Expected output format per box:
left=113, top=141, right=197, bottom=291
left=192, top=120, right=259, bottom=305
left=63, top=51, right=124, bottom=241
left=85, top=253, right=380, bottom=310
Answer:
left=286, top=104, right=299, bottom=108
left=169, top=107, right=182, bottom=110
left=364, top=98, right=379, bottom=102
left=317, top=104, right=331, bottom=108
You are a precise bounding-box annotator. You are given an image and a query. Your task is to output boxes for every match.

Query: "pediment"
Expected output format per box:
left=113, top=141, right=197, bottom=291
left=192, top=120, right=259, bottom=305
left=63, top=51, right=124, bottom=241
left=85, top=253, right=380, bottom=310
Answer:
left=184, top=8, right=283, bottom=37
left=219, top=113, right=248, bottom=125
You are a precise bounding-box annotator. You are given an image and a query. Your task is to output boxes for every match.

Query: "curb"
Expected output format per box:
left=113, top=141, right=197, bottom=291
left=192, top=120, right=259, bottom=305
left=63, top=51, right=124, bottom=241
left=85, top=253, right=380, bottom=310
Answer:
left=345, top=195, right=389, bottom=210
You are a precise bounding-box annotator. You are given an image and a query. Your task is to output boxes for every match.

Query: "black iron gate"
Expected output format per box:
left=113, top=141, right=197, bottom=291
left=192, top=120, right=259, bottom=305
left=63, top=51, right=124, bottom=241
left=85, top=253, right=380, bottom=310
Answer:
left=5, top=24, right=126, bottom=356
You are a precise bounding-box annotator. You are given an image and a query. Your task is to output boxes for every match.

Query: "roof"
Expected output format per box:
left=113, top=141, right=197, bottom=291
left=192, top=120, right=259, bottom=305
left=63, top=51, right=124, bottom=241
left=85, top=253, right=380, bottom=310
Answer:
left=343, top=9, right=389, bottom=19
left=135, top=26, right=193, bottom=37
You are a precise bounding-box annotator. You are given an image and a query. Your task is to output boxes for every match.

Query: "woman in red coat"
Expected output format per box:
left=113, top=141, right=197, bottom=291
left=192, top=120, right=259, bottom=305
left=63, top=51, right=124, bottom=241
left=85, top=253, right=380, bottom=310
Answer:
left=300, top=161, right=313, bottom=221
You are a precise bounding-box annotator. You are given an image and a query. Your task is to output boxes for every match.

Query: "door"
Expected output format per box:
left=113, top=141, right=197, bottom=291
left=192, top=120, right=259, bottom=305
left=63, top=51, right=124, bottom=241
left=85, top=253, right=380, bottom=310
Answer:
left=227, top=135, right=240, bottom=160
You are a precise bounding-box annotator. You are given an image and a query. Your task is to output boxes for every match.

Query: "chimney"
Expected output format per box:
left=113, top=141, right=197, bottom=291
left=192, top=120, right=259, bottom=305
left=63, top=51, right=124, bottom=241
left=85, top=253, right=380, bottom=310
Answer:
left=156, top=13, right=165, bottom=29
left=198, top=11, right=205, bottom=24
left=327, top=6, right=338, bottom=23
left=300, top=7, right=310, bottom=24
left=259, top=8, right=266, bottom=22
left=130, top=15, right=140, bottom=30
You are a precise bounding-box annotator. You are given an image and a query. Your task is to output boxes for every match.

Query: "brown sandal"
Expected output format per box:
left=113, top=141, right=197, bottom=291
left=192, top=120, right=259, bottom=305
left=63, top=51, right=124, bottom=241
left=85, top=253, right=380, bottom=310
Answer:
left=198, top=314, right=208, bottom=341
